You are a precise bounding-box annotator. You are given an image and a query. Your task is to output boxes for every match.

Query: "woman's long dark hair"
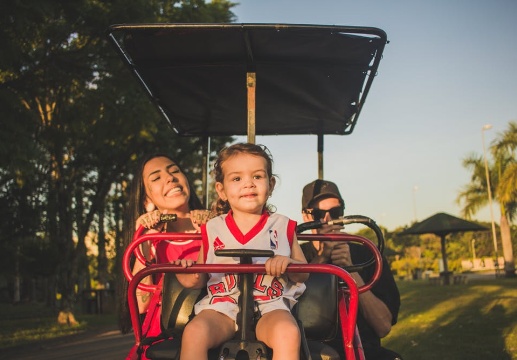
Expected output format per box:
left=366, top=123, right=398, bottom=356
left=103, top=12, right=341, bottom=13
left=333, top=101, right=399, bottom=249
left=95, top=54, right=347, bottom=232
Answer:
left=118, top=153, right=204, bottom=333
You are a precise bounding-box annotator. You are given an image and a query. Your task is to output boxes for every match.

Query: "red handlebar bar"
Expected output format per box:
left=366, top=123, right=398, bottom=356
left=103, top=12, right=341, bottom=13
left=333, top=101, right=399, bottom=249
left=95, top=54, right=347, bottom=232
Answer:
left=124, top=229, right=383, bottom=294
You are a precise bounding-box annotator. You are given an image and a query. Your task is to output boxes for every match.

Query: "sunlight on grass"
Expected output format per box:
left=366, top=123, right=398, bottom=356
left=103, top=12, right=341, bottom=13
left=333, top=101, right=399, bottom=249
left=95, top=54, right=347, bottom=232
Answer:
left=506, top=323, right=517, bottom=356
left=0, top=320, right=86, bottom=348
left=0, top=302, right=117, bottom=349
left=384, top=279, right=517, bottom=360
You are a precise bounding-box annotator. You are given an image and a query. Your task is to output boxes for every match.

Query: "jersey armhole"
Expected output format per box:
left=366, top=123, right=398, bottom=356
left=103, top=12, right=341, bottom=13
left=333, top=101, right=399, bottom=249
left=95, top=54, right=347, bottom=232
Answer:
left=287, top=219, right=297, bottom=248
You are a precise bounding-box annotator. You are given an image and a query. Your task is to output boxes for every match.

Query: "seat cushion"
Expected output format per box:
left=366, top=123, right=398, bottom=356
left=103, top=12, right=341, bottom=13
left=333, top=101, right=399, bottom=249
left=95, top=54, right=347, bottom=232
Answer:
left=296, top=273, right=338, bottom=341
left=306, top=340, right=341, bottom=360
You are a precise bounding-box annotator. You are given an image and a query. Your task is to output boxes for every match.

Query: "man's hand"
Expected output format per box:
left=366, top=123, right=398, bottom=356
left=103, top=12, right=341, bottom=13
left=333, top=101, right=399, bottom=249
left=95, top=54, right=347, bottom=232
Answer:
left=330, top=243, right=353, bottom=268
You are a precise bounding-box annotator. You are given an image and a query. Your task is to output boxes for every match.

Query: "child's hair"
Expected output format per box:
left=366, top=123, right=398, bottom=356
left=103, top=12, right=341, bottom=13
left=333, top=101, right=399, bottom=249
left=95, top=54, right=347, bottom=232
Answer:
left=212, top=143, right=276, bottom=215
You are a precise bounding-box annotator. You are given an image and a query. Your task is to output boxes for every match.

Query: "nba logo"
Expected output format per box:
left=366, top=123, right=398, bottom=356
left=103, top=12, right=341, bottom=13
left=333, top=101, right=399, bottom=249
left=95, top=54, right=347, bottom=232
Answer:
left=269, top=230, right=278, bottom=249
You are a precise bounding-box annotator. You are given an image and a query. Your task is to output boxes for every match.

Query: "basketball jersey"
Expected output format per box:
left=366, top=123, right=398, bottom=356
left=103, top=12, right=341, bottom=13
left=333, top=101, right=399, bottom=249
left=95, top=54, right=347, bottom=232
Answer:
left=195, top=211, right=305, bottom=317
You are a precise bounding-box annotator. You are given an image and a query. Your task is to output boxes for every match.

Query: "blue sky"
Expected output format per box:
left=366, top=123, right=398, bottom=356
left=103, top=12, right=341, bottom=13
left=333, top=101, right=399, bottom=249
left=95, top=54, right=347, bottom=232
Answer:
left=230, top=0, right=517, bottom=231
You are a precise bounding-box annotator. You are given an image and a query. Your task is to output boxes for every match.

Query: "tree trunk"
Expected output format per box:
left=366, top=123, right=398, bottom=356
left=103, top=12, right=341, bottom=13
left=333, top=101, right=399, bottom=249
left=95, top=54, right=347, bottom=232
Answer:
left=54, top=177, right=79, bottom=324
left=499, top=214, right=516, bottom=277
left=13, top=245, right=21, bottom=303
left=97, top=208, right=108, bottom=287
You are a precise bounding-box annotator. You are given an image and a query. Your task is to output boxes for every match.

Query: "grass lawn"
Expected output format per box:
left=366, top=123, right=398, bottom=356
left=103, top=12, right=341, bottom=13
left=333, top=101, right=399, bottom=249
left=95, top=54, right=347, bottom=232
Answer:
left=0, top=277, right=516, bottom=359
left=383, top=277, right=517, bottom=360
left=0, top=302, right=118, bottom=349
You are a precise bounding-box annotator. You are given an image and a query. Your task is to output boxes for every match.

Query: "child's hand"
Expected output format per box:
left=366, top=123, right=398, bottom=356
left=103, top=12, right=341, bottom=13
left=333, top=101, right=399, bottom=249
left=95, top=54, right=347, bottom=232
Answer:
left=265, top=255, right=292, bottom=277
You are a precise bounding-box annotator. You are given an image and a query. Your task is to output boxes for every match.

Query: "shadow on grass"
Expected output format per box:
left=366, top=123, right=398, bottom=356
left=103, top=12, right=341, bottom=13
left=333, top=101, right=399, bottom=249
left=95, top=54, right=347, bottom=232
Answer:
left=383, top=279, right=517, bottom=360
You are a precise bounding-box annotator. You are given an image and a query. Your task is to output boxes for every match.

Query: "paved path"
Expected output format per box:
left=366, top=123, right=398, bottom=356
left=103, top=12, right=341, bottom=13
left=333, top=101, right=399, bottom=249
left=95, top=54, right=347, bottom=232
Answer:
left=2, top=329, right=135, bottom=360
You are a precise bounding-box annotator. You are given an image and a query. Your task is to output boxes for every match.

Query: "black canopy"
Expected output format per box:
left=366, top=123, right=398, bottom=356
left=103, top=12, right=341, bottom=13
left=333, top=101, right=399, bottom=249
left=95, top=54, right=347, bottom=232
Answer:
left=107, top=23, right=387, bottom=137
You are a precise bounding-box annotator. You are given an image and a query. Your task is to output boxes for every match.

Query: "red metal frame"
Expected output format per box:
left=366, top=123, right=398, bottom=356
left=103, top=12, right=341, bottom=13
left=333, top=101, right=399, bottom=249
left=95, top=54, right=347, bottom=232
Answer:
left=124, top=229, right=383, bottom=360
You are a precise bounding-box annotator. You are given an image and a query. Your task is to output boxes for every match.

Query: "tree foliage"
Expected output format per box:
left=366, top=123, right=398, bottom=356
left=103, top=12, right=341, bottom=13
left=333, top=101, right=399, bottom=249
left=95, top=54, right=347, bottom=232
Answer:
left=457, top=122, right=516, bottom=277
left=0, top=0, right=236, bottom=316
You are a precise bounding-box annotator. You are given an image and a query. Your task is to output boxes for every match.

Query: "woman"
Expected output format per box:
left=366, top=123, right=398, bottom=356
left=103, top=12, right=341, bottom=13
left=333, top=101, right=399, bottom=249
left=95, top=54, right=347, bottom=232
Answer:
left=119, top=153, right=211, bottom=334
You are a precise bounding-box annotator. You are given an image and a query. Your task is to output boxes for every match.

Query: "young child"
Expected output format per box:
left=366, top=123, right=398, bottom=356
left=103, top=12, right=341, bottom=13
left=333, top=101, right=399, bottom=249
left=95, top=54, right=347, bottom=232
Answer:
left=175, top=143, right=309, bottom=360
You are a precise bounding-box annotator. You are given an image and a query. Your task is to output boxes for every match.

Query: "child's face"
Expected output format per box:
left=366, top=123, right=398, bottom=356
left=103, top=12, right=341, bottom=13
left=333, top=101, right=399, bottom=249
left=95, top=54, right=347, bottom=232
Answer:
left=215, top=153, right=275, bottom=216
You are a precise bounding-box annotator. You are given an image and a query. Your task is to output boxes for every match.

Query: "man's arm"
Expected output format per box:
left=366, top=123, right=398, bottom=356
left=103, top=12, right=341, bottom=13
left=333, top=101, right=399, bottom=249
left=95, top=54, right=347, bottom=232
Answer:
left=350, top=272, right=393, bottom=338
left=321, top=242, right=396, bottom=338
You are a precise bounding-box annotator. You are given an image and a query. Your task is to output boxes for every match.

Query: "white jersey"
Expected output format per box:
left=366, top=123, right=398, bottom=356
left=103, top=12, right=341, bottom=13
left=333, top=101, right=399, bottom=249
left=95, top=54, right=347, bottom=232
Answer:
left=194, top=211, right=306, bottom=322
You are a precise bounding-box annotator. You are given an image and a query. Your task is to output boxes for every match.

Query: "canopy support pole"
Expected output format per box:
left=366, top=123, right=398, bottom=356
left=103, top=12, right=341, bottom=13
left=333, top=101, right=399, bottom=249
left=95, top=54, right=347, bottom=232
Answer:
left=318, top=133, right=324, bottom=179
left=247, top=72, right=256, bottom=144
left=201, top=136, right=210, bottom=208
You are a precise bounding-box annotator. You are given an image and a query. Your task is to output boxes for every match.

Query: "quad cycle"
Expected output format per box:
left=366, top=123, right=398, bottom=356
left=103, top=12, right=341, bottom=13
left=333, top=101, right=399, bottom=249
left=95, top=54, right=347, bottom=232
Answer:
left=108, top=23, right=389, bottom=360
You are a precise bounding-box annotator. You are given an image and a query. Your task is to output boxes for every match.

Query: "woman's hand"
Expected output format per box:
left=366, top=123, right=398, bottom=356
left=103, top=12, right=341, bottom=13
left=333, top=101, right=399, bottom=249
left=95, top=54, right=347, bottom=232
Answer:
left=173, top=259, right=204, bottom=288
left=173, top=259, right=196, bottom=268
left=136, top=209, right=165, bottom=232
left=189, top=209, right=216, bottom=231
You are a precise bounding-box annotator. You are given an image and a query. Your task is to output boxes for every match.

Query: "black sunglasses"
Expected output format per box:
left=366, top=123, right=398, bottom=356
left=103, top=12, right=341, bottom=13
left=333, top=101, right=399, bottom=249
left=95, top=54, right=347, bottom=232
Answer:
left=305, top=206, right=344, bottom=220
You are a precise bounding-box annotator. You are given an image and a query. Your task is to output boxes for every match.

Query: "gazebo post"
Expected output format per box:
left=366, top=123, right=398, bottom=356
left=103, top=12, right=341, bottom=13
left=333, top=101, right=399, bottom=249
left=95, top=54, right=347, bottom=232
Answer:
left=440, top=235, right=450, bottom=285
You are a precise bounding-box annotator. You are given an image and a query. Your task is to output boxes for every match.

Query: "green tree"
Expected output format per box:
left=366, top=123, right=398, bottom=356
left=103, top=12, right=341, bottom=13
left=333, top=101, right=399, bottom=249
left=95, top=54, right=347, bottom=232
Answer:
left=457, top=122, right=516, bottom=277
left=492, top=122, right=517, bottom=276
left=0, top=0, right=236, bottom=322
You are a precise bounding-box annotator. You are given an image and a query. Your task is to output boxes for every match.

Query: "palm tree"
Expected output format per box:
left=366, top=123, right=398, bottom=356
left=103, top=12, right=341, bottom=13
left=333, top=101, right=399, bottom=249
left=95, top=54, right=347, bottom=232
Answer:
left=492, top=122, right=517, bottom=277
left=457, top=122, right=516, bottom=277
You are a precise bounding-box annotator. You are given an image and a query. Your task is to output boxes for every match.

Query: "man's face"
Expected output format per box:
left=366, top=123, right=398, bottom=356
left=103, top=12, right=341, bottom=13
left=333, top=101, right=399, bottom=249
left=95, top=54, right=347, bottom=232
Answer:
left=302, top=197, right=343, bottom=223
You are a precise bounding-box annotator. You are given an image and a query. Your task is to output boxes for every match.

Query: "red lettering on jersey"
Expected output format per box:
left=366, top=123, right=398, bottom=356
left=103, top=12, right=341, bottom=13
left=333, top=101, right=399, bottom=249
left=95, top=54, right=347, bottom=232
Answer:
left=254, top=274, right=267, bottom=293
left=208, top=282, right=226, bottom=295
left=211, top=295, right=237, bottom=304
left=225, top=274, right=237, bottom=291
left=267, top=278, right=284, bottom=298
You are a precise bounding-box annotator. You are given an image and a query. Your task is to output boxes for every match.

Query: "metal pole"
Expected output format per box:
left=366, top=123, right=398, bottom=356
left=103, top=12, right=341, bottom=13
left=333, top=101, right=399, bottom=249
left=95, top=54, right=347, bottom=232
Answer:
left=481, top=124, right=499, bottom=276
left=247, top=72, right=256, bottom=144
left=317, top=134, right=324, bottom=179
left=412, top=185, right=418, bottom=222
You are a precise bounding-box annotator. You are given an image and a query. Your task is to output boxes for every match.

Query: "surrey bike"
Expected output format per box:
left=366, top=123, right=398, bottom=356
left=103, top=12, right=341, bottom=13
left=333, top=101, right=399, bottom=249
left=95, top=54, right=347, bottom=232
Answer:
left=108, top=23, right=388, bottom=360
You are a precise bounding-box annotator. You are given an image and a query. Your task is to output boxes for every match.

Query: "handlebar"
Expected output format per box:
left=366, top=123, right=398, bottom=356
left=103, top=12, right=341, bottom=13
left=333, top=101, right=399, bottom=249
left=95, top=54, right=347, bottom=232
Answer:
left=123, top=226, right=202, bottom=292
left=297, top=214, right=385, bottom=272
left=124, top=230, right=382, bottom=294
left=127, top=262, right=360, bottom=360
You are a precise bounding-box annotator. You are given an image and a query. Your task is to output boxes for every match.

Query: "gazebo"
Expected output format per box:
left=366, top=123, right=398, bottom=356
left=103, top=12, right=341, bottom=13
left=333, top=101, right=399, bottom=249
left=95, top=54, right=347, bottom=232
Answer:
left=400, top=212, right=488, bottom=285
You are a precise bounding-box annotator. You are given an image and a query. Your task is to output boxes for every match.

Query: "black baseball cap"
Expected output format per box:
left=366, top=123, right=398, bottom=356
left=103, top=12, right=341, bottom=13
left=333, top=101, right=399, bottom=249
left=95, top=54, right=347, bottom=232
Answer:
left=302, top=179, right=345, bottom=210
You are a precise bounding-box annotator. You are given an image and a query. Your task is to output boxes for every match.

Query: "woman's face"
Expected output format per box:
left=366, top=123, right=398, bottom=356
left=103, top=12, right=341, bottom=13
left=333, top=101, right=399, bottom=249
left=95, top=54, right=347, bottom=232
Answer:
left=142, top=156, right=191, bottom=213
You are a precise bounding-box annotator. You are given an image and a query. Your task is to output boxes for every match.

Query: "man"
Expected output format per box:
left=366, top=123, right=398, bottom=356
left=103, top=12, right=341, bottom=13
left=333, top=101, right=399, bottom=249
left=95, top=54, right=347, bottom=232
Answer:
left=301, top=179, right=402, bottom=360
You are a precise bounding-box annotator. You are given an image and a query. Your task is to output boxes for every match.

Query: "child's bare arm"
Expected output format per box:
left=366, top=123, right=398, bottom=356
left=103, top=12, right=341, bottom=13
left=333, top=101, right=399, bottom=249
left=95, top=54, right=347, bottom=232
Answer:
left=287, top=235, right=310, bottom=282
